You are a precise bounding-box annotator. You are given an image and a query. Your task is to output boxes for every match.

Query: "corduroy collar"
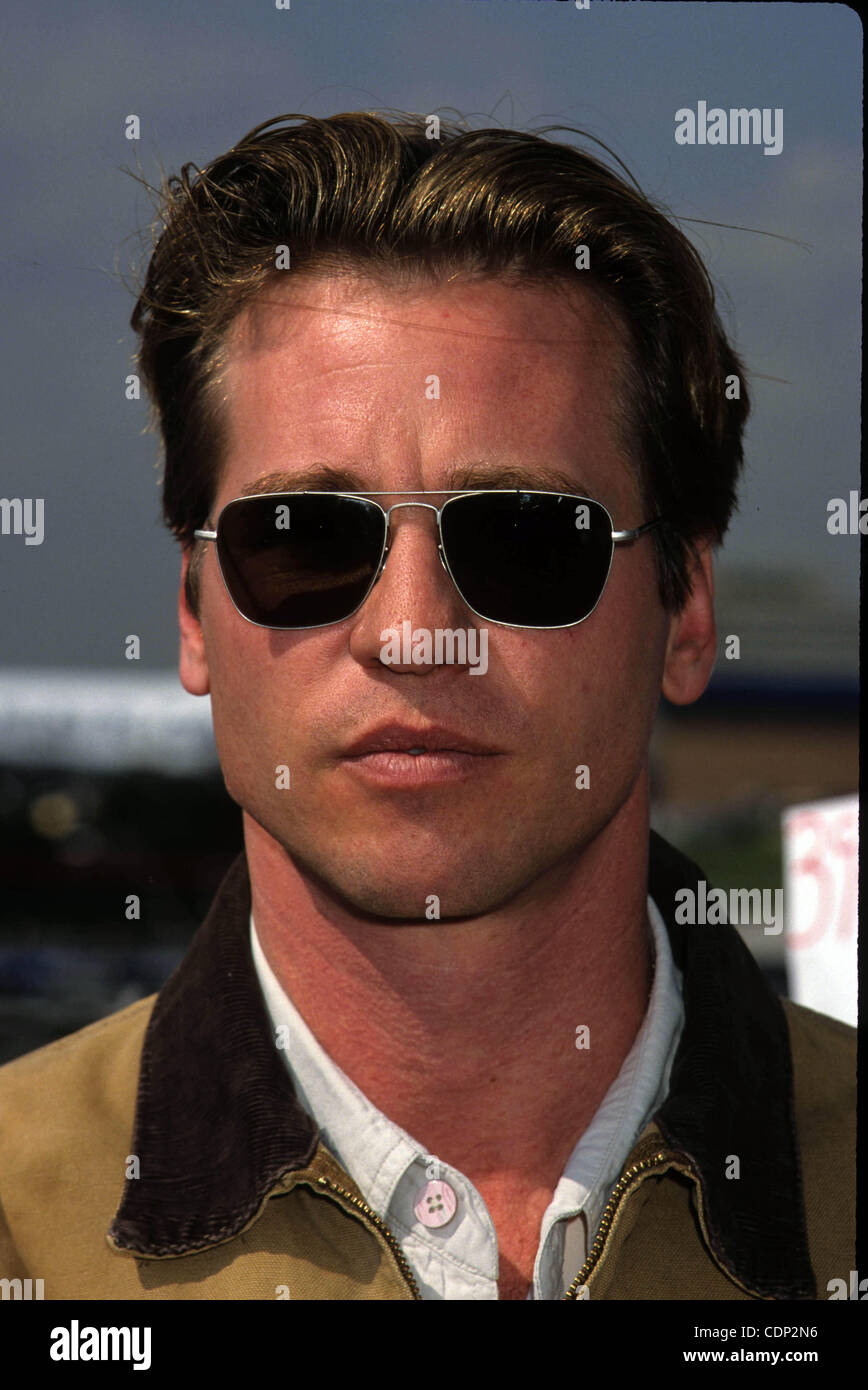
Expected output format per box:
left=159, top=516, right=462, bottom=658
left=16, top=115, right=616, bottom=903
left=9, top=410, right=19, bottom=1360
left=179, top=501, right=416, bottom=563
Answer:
left=108, top=832, right=814, bottom=1298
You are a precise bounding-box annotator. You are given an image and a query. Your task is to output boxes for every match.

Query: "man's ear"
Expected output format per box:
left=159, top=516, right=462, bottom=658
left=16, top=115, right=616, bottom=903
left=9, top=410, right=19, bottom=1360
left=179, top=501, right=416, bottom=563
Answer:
left=661, top=537, right=717, bottom=707
left=179, top=547, right=210, bottom=696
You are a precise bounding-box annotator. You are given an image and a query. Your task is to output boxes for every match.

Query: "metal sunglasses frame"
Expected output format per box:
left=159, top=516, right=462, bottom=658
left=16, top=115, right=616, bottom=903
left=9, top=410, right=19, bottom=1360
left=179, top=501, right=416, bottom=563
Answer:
left=193, top=488, right=663, bottom=632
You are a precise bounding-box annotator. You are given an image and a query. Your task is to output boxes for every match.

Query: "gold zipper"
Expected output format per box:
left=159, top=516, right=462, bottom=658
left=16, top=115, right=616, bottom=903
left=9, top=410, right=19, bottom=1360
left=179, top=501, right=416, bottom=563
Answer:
left=563, top=1151, right=668, bottom=1299
left=315, top=1175, right=422, bottom=1300
left=563, top=1148, right=765, bottom=1301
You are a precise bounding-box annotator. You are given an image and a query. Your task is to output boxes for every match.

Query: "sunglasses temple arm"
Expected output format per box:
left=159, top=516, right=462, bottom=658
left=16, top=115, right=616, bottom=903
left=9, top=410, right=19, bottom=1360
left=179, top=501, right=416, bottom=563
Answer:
left=611, top=516, right=664, bottom=545
left=193, top=529, right=218, bottom=541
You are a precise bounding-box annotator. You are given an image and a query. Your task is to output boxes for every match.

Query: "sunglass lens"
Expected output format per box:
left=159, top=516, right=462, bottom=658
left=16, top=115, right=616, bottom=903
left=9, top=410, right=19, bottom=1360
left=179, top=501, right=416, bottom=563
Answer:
left=441, top=492, right=613, bottom=626
left=216, top=495, right=385, bottom=627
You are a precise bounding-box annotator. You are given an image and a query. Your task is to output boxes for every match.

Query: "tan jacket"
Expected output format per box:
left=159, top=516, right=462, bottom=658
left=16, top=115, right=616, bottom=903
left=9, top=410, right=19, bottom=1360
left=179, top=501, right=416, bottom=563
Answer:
left=0, top=834, right=855, bottom=1300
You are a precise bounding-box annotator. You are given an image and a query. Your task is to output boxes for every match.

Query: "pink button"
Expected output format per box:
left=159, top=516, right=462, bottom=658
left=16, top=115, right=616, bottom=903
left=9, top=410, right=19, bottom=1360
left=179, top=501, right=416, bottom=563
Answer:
left=414, top=1179, right=457, bottom=1229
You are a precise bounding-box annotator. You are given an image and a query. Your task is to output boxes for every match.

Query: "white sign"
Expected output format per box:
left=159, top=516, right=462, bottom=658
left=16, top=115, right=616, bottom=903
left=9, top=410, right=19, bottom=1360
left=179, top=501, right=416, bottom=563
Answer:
left=783, top=795, right=858, bottom=1026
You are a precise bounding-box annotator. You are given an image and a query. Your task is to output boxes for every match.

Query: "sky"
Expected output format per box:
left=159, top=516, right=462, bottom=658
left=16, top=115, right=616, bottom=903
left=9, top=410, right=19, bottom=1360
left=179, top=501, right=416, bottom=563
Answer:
left=0, top=0, right=861, bottom=678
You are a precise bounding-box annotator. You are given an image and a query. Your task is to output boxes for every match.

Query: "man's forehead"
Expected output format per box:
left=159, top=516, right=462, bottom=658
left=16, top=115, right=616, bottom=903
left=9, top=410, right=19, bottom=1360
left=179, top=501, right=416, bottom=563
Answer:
left=228, top=267, right=625, bottom=357
left=217, top=271, right=635, bottom=506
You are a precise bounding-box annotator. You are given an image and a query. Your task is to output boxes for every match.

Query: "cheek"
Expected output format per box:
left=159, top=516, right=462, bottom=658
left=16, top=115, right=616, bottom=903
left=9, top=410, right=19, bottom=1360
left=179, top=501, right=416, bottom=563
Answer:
left=519, top=605, right=665, bottom=755
left=201, top=616, right=333, bottom=784
left=201, top=623, right=275, bottom=782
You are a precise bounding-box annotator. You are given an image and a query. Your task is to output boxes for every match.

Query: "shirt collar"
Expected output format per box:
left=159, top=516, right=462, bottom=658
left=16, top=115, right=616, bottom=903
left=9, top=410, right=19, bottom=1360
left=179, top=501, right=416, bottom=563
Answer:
left=108, top=835, right=816, bottom=1299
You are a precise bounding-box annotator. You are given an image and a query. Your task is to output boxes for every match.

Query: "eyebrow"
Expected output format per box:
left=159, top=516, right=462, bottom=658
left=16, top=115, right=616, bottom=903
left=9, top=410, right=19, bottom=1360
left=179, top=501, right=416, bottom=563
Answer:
left=240, top=467, right=366, bottom=496
left=238, top=462, right=596, bottom=497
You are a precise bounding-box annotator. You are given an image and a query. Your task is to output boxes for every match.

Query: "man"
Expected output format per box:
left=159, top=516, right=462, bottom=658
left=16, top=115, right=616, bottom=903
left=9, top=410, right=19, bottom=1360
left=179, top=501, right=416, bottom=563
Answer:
left=0, top=112, right=854, bottom=1301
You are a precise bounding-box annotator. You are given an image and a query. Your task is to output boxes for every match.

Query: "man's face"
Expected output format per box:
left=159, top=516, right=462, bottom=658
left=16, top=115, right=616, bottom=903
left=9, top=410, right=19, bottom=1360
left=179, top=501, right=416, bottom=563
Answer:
left=180, top=271, right=708, bottom=919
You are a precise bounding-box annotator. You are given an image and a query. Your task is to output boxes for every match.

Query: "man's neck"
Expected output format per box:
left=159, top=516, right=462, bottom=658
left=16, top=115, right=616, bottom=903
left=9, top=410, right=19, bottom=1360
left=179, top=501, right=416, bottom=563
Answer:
left=248, top=792, right=653, bottom=1194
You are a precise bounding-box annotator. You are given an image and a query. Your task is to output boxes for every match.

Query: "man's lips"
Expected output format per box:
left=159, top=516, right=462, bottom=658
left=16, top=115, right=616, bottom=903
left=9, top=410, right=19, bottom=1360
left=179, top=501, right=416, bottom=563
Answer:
left=342, top=723, right=501, bottom=758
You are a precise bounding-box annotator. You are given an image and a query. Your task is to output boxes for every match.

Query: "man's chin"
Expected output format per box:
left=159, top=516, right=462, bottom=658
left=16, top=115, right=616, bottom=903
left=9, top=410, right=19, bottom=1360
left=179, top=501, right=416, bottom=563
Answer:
left=313, top=865, right=508, bottom=922
left=244, top=804, right=595, bottom=921
left=273, top=839, right=540, bottom=923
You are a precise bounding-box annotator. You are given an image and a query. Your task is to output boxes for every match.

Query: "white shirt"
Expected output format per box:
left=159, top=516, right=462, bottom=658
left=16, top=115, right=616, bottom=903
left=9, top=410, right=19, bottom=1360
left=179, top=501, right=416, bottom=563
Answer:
left=251, top=897, right=684, bottom=1300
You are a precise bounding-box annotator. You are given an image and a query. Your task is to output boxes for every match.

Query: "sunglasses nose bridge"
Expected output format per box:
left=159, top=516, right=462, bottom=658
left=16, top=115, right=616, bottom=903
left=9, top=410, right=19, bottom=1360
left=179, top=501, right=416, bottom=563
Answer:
left=381, top=499, right=443, bottom=523
left=376, top=499, right=447, bottom=581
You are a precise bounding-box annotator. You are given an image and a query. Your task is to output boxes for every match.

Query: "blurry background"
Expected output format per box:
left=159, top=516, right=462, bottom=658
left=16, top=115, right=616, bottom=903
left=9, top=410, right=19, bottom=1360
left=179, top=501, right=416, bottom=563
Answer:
left=0, top=0, right=860, bottom=1060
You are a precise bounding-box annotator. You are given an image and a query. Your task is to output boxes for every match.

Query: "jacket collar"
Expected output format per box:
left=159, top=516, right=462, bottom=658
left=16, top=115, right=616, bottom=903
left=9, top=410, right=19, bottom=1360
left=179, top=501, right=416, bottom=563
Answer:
left=648, top=832, right=814, bottom=1299
left=109, top=833, right=814, bottom=1298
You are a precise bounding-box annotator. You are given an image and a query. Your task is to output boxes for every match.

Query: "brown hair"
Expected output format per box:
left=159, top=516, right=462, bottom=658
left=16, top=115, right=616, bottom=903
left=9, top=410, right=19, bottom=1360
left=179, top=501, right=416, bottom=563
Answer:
left=131, top=110, right=750, bottom=612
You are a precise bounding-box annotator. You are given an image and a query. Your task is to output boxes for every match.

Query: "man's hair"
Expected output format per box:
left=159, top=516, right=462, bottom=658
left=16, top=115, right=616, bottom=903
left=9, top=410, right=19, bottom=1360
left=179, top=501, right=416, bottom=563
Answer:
left=131, top=110, right=750, bottom=612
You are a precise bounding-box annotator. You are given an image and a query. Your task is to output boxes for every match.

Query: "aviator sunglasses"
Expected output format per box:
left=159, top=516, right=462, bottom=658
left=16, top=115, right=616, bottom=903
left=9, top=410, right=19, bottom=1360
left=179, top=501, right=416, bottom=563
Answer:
left=194, top=490, right=663, bottom=631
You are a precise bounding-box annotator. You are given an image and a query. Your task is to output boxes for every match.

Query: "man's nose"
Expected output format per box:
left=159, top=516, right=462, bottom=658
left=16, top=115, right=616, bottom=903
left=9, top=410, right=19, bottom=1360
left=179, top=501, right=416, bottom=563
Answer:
left=347, top=504, right=479, bottom=673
